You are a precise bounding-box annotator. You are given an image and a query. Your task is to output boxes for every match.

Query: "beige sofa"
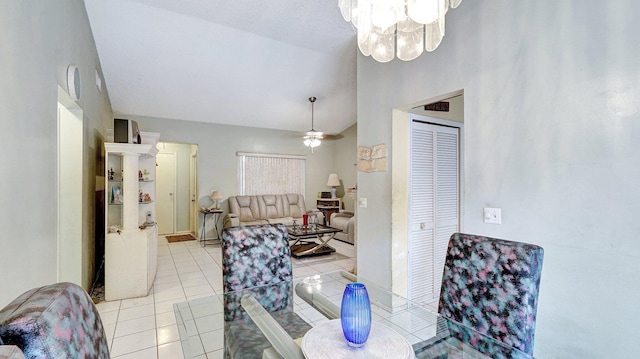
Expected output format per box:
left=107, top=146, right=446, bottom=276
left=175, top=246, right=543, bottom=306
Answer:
left=330, top=211, right=355, bottom=244
left=223, top=194, right=323, bottom=228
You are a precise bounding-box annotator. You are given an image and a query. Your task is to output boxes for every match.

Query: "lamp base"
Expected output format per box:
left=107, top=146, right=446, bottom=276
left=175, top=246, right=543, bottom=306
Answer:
left=331, top=187, right=337, bottom=198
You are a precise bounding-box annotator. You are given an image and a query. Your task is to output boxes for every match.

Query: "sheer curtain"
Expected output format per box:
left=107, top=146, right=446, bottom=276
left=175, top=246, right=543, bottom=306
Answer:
left=237, top=152, right=306, bottom=195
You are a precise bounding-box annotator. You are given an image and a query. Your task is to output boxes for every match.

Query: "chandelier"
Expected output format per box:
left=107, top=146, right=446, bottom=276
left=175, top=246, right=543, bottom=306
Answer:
left=304, top=97, right=323, bottom=149
left=338, top=0, right=462, bottom=62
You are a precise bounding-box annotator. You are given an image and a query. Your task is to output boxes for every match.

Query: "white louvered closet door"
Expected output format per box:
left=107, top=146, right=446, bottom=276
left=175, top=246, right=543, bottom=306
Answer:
left=409, top=119, right=459, bottom=304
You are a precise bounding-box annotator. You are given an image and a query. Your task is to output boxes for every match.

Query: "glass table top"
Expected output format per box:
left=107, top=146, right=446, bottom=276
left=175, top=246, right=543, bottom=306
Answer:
left=174, top=271, right=533, bottom=359
left=286, top=224, right=342, bottom=237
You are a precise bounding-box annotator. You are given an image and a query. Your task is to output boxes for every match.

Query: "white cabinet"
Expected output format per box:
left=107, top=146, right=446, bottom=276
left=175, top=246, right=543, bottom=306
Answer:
left=104, top=132, right=160, bottom=301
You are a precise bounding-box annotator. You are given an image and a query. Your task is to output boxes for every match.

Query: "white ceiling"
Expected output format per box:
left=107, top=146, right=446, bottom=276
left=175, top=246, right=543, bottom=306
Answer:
left=84, top=0, right=358, bottom=135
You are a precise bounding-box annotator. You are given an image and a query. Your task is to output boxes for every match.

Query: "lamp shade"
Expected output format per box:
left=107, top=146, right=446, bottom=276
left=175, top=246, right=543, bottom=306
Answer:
left=327, top=174, right=340, bottom=187
left=210, top=190, right=223, bottom=200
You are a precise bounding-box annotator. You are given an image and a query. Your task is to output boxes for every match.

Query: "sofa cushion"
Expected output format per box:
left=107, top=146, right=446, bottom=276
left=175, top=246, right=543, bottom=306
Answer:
left=266, top=217, right=294, bottom=225
left=0, top=282, right=109, bottom=359
left=259, top=195, right=283, bottom=219
left=230, top=196, right=261, bottom=222
left=282, top=194, right=305, bottom=218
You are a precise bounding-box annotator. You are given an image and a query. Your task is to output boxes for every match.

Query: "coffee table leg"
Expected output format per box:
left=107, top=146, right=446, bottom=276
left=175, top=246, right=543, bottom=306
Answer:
left=289, top=235, right=302, bottom=247
left=294, top=233, right=337, bottom=256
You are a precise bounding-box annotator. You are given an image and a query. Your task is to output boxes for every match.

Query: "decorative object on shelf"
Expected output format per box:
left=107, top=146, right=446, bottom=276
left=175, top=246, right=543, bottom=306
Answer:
left=139, top=192, right=152, bottom=203
left=338, top=0, right=463, bottom=63
left=145, top=211, right=154, bottom=226
left=108, top=168, right=114, bottom=180
left=341, top=282, right=372, bottom=347
left=138, top=170, right=143, bottom=180
left=358, top=144, right=387, bottom=172
left=142, top=169, right=150, bottom=180
left=210, top=190, right=224, bottom=210
left=110, top=186, right=122, bottom=204
left=303, top=96, right=323, bottom=152
left=327, top=173, right=340, bottom=198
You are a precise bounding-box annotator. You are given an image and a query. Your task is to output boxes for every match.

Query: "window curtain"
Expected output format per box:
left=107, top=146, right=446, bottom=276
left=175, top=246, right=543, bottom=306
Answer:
left=238, top=152, right=306, bottom=195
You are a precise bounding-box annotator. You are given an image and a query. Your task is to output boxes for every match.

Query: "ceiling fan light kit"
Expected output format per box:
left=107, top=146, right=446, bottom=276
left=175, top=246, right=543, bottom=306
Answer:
left=304, top=96, right=323, bottom=150
left=338, top=0, right=462, bottom=63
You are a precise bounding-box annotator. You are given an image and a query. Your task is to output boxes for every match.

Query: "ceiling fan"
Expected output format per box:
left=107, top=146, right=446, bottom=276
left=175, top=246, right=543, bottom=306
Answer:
left=302, top=97, right=343, bottom=152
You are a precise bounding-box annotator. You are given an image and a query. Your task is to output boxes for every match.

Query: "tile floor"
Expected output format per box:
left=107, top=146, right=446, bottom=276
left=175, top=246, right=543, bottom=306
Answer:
left=95, top=235, right=355, bottom=359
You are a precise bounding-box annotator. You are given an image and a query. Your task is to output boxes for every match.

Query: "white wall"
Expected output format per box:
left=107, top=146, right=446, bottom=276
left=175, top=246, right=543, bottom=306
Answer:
left=332, top=124, right=358, bottom=212
left=357, top=1, right=640, bottom=357
left=0, top=0, right=113, bottom=306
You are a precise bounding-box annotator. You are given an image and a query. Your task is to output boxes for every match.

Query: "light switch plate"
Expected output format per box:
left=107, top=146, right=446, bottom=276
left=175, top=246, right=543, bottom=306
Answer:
left=483, top=207, right=502, bottom=224
left=358, top=198, right=367, bottom=208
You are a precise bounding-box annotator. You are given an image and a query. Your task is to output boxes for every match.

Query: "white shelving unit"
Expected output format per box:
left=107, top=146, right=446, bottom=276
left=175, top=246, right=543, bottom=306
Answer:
left=104, top=131, right=160, bottom=301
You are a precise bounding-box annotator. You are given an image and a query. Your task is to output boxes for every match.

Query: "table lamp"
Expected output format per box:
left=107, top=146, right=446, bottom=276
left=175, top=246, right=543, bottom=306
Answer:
left=210, top=190, right=223, bottom=210
left=327, top=173, right=340, bottom=199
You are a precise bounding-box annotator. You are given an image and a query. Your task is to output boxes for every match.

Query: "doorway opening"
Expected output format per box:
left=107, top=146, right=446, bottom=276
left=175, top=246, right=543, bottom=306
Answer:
left=57, top=86, right=84, bottom=286
left=391, top=90, right=464, bottom=301
left=156, top=142, right=199, bottom=236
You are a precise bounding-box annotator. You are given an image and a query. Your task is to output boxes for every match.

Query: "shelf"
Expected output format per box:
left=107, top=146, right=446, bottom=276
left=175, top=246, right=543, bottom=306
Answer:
left=104, top=142, right=158, bottom=157
left=139, top=201, right=154, bottom=204
left=138, top=180, right=154, bottom=182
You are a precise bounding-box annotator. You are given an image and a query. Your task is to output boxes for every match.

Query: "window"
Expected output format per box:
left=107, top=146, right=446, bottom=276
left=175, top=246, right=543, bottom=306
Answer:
left=237, top=152, right=306, bottom=195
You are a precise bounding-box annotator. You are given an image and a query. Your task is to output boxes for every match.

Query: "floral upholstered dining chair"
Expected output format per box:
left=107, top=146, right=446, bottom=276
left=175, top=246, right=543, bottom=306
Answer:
left=221, top=224, right=311, bottom=359
left=416, top=232, right=544, bottom=358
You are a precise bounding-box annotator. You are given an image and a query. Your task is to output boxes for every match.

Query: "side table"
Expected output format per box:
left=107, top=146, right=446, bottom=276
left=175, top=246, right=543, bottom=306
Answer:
left=199, top=208, right=223, bottom=246
left=316, top=198, right=341, bottom=225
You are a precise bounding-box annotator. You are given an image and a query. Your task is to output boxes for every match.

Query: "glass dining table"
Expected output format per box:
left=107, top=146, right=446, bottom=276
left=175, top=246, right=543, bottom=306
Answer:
left=174, top=271, right=533, bottom=359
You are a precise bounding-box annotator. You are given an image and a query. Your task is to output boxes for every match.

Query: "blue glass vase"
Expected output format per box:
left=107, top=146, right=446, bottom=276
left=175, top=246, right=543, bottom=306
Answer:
left=341, top=282, right=372, bottom=347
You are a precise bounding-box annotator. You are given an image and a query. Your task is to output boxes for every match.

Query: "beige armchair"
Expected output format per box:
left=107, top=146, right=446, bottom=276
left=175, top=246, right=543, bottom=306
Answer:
left=330, top=211, right=355, bottom=244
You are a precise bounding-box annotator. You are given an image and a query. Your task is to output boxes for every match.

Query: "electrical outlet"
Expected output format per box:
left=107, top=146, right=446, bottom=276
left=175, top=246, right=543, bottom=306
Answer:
left=483, top=207, right=502, bottom=224
left=358, top=198, right=367, bottom=208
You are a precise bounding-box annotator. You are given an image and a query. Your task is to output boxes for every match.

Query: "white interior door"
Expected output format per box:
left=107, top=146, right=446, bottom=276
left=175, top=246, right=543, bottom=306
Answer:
left=408, top=117, right=460, bottom=304
left=156, top=153, right=176, bottom=235
left=57, top=102, right=83, bottom=285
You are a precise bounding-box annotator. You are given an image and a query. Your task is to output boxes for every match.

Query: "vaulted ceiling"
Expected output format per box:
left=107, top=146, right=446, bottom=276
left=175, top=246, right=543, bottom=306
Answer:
left=84, top=0, right=358, bottom=136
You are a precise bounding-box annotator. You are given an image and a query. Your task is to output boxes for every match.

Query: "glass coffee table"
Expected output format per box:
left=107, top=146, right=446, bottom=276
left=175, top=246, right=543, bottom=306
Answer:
left=286, top=224, right=342, bottom=258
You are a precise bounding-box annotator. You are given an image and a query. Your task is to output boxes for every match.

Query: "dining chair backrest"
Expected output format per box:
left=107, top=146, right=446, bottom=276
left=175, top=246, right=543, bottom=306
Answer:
left=221, top=223, right=293, bottom=320
left=221, top=224, right=310, bottom=359
left=438, top=233, right=544, bottom=356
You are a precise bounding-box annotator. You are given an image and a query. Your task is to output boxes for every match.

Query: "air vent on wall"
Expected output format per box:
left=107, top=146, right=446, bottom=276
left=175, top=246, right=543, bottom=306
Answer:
left=424, top=101, right=449, bottom=112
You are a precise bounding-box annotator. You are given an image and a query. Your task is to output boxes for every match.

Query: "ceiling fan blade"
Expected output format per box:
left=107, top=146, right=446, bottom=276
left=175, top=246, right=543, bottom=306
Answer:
left=322, top=133, right=344, bottom=141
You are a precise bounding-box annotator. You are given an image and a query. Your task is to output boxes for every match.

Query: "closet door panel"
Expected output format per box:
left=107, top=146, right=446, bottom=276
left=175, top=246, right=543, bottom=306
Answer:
left=409, top=119, right=459, bottom=303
